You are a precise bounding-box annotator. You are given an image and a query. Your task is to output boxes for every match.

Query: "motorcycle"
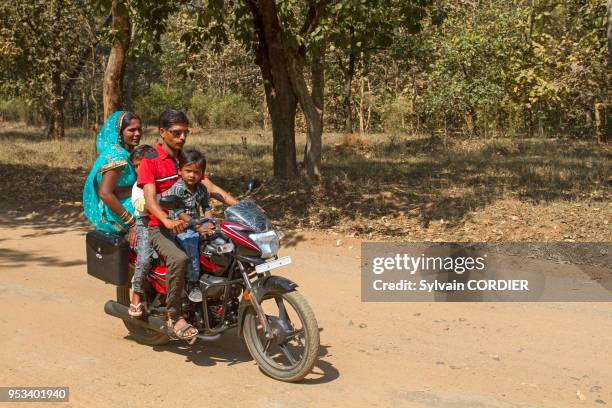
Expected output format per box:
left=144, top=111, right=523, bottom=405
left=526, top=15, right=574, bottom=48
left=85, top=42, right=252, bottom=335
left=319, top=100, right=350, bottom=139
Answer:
left=86, top=185, right=320, bottom=382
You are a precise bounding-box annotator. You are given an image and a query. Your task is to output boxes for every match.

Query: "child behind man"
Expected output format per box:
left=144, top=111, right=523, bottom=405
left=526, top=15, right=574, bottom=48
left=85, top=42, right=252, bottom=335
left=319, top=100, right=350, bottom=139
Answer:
left=128, top=144, right=156, bottom=316
left=165, top=149, right=212, bottom=303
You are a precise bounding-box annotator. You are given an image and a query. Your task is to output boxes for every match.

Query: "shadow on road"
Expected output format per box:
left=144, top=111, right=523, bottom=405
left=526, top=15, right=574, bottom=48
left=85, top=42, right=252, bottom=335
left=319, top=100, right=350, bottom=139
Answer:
left=0, top=247, right=85, bottom=269
left=149, top=330, right=252, bottom=367
left=299, top=344, right=339, bottom=385
left=140, top=330, right=339, bottom=384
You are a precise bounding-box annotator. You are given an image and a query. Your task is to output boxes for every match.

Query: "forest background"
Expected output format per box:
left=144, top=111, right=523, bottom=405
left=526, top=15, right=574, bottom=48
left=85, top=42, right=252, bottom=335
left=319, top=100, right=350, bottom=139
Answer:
left=0, top=0, right=610, bottom=241
left=1, top=1, right=610, bottom=142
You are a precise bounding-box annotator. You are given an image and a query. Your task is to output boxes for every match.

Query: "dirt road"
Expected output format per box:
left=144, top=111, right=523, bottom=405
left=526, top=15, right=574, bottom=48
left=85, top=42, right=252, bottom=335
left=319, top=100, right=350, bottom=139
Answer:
left=1, top=216, right=611, bottom=407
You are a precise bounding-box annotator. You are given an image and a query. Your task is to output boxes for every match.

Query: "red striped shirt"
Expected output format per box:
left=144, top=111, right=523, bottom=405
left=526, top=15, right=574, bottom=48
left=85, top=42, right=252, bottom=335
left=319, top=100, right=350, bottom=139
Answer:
left=136, top=143, right=180, bottom=227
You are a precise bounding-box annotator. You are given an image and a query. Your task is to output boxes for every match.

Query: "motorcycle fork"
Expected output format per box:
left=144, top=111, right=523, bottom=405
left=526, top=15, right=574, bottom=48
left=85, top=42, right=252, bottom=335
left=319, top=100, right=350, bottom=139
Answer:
left=237, top=261, right=273, bottom=339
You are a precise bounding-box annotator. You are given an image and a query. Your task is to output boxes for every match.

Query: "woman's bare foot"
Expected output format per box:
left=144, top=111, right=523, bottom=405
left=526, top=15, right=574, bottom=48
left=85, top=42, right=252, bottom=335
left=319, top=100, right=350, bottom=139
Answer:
left=129, top=292, right=143, bottom=317
left=131, top=292, right=141, bottom=306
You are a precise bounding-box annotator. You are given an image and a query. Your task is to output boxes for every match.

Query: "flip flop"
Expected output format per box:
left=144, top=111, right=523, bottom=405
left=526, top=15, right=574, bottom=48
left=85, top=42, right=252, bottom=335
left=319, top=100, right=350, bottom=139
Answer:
left=128, top=303, right=143, bottom=317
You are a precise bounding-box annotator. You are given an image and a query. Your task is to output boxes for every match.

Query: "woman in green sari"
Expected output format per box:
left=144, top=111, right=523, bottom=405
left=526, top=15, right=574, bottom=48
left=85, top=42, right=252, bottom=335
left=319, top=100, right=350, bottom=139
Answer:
left=83, top=111, right=143, bottom=243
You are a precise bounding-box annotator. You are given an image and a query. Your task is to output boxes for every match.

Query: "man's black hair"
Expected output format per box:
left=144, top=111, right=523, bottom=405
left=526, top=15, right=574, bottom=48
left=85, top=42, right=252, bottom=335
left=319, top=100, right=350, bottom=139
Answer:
left=130, top=144, right=155, bottom=161
left=178, top=149, right=206, bottom=171
left=159, top=109, right=189, bottom=129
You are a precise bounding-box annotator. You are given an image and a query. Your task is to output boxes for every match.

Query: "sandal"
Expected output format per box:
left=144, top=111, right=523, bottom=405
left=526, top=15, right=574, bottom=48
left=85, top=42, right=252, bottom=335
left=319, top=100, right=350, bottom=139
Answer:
left=128, top=303, right=143, bottom=317
left=169, top=318, right=198, bottom=343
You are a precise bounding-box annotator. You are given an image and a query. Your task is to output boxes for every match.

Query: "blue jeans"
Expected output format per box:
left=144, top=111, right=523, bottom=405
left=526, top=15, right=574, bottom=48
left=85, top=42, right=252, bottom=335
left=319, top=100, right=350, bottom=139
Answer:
left=175, top=229, right=201, bottom=283
left=132, top=218, right=155, bottom=294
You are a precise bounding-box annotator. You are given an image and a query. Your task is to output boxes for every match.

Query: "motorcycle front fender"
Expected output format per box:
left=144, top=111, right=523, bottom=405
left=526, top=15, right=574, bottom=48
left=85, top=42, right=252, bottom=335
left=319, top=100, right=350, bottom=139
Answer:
left=237, top=275, right=298, bottom=336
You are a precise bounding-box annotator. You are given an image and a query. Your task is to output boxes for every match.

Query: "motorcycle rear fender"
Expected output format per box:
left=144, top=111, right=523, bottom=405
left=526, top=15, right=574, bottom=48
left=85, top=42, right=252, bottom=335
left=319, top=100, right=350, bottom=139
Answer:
left=237, top=275, right=298, bottom=336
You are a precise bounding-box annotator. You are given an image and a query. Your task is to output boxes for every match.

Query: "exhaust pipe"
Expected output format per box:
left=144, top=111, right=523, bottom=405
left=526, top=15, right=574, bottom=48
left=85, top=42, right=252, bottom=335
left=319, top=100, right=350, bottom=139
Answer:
left=104, top=300, right=223, bottom=342
left=104, top=300, right=170, bottom=334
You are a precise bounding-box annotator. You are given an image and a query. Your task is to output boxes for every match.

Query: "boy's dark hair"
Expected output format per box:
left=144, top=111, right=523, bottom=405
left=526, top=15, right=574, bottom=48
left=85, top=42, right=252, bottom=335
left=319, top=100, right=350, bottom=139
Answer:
left=120, top=111, right=140, bottom=134
left=179, top=149, right=206, bottom=171
left=159, top=109, right=189, bottom=129
left=130, top=144, right=155, bottom=161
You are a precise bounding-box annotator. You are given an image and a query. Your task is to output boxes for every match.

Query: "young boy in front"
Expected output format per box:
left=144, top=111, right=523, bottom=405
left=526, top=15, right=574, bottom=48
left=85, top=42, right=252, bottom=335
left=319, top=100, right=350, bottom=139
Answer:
left=165, top=149, right=213, bottom=303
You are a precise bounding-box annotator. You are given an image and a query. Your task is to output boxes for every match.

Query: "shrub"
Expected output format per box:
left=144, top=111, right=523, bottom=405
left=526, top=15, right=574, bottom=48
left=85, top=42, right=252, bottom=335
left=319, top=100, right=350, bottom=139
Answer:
left=189, top=90, right=257, bottom=129
left=133, top=84, right=193, bottom=125
left=381, top=96, right=413, bottom=133
left=0, top=98, right=45, bottom=125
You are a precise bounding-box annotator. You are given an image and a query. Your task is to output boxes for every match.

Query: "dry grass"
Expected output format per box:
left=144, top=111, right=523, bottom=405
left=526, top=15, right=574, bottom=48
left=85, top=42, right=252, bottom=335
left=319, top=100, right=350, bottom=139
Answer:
left=0, top=122, right=610, bottom=241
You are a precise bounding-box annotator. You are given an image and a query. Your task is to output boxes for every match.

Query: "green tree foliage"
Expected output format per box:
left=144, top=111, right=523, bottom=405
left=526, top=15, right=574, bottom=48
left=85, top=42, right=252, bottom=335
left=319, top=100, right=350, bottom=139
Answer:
left=326, top=0, right=432, bottom=132
left=0, top=0, right=606, bottom=145
left=133, top=84, right=192, bottom=125
left=0, top=0, right=97, bottom=138
left=421, top=1, right=515, bottom=135
left=350, top=0, right=607, bottom=138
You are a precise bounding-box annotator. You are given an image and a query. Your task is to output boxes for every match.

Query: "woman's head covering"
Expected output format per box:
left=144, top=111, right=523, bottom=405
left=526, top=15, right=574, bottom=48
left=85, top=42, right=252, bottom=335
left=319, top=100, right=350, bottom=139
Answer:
left=95, top=111, right=126, bottom=154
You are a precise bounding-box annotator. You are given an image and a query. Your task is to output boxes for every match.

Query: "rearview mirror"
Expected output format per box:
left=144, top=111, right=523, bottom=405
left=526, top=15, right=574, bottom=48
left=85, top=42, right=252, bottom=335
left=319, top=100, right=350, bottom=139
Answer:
left=245, top=179, right=261, bottom=196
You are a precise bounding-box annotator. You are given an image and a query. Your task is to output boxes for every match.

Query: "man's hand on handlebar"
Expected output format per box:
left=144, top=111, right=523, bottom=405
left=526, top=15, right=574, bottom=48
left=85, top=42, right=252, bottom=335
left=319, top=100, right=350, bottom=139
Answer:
left=196, top=221, right=215, bottom=237
left=163, top=218, right=186, bottom=235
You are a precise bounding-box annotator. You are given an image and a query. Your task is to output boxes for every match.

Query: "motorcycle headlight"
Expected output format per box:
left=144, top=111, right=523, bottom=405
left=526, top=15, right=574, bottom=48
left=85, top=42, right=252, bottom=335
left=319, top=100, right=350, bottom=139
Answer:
left=248, top=230, right=281, bottom=259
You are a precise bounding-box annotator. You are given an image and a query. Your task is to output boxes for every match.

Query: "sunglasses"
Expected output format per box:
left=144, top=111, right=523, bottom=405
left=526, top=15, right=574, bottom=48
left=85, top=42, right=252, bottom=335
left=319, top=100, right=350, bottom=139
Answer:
left=166, top=128, right=190, bottom=137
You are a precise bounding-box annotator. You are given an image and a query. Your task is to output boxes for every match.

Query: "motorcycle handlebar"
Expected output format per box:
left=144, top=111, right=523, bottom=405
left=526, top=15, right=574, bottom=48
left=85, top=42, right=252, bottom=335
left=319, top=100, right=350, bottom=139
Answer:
left=185, top=217, right=220, bottom=234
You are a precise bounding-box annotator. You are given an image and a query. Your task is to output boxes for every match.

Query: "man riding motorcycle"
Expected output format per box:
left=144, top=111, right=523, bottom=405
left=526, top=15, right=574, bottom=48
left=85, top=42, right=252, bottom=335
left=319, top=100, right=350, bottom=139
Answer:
left=137, top=108, right=238, bottom=341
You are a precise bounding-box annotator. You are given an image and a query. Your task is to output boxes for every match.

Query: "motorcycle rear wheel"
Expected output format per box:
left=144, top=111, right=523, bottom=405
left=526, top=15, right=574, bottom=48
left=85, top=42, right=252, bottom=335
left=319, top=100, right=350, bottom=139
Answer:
left=116, top=286, right=170, bottom=346
left=243, top=290, right=320, bottom=382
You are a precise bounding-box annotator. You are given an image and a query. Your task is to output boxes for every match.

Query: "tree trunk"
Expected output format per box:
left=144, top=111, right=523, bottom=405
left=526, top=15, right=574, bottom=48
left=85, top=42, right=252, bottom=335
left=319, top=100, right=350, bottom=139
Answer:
left=412, top=68, right=419, bottom=132
left=366, top=78, right=372, bottom=132
left=606, top=0, right=611, bottom=142
left=342, top=51, right=356, bottom=133
left=595, top=102, right=606, bottom=143
left=266, top=81, right=299, bottom=179
left=250, top=0, right=298, bottom=179
left=83, top=89, right=89, bottom=129
left=49, top=67, right=65, bottom=140
left=465, top=107, right=476, bottom=137
left=527, top=106, right=534, bottom=138
left=300, top=40, right=325, bottom=179
left=103, top=0, right=130, bottom=120
left=358, top=75, right=365, bottom=134
left=262, top=92, right=269, bottom=131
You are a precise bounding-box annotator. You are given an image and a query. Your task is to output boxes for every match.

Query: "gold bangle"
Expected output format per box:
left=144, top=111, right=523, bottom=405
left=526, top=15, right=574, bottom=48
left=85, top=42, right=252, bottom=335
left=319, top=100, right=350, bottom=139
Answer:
left=123, top=213, right=136, bottom=227
left=120, top=211, right=134, bottom=224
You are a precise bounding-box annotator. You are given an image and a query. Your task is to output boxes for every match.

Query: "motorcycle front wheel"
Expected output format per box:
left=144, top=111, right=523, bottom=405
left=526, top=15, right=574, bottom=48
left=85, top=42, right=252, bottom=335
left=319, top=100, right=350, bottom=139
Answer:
left=243, top=290, right=320, bottom=382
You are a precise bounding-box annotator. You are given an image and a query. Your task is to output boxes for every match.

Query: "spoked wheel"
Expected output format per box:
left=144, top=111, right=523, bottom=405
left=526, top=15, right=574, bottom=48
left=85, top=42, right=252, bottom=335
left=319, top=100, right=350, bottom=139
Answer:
left=116, top=286, right=170, bottom=346
left=243, top=290, right=319, bottom=382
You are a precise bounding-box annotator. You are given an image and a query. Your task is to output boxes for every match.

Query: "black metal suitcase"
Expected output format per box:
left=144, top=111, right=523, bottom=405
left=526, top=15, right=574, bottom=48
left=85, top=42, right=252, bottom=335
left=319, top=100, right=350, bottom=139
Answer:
left=85, top=230, right=129, bottom=285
